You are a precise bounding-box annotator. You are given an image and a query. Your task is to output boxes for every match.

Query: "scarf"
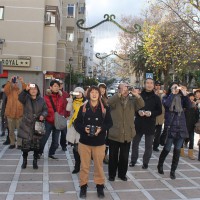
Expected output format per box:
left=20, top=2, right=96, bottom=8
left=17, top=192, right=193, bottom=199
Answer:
left=68, top=98, right=84, bottom=128
left=120, top=96, right=129, bottom=108
left=169, top=93, right=183, bottom=116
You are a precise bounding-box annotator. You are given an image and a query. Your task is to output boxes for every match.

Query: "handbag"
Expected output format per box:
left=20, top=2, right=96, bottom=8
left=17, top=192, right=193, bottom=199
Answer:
left=160, top=113, right=175, bottom=146
left=31, top=100, right=45, bottom=136
left=194, top=119, right=200, bottom=134
left=49, top=96, right=67, bottom=130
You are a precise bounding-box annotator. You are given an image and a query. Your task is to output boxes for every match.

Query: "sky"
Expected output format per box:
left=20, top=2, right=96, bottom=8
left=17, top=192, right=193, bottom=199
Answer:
left=85, top=0, right=147, bottom=53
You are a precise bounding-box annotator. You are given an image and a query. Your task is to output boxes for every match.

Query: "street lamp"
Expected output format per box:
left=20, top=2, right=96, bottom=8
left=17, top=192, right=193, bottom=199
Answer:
left=69, top=57, right=73, bottom=91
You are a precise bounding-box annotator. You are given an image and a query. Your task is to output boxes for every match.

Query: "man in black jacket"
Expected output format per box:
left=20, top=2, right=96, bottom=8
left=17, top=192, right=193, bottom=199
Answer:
left=129, top=78, right=162, bottom=169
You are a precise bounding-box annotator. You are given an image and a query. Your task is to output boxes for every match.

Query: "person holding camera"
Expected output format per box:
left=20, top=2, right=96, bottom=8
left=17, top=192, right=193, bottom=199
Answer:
left=66, top=87, right=86, bottom=174
left=18, top=84, right=48, bottom=169
left=157, top=83, right=191, bottom=179
left=108, top=83, right=144, bottom=182
left=130, top=78, right=162, bottom=169
left=74, top=86, right=113, bottom=199
left=4, top=76, right=26, bottom=149
left=39, top=80, right=65, bottom=159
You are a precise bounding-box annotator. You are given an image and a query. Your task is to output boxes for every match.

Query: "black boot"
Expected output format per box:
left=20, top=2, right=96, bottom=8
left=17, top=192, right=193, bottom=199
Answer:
left=33, top=152, right=38, bottom=169
left=3, top=135, right=10, bottom=145
left=72, top=146, right=80, bottom=174
left=170, top=148, right=180, bottom=180
left=157, top=149, right=169, bottom=175
left=79, top=184, right=87, bottom=198
left=21, top=152, right=28, bottom=169
left=96, top=184, right=105, bottom=198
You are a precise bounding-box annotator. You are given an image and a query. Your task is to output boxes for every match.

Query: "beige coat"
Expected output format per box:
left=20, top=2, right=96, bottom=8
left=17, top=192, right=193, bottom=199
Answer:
left=4, top=81, right=26, bottom=119
left=108, top=94, right=145, bottom=143
left=156, top=93, right=165, bottom=125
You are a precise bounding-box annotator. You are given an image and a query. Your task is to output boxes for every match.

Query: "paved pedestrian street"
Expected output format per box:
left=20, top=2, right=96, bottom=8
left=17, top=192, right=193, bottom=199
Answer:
left=0, top=135, right=200, bottom=200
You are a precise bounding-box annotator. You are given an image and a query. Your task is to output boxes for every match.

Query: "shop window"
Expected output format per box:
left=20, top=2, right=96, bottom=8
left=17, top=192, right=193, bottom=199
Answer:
left=0, top=7, right=4, bottom=20
left=66, top=27, right=74, bottom=42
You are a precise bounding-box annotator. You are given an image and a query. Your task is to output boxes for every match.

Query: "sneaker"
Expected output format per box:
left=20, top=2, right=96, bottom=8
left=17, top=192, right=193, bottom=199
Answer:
left=48, top=155, right=58, bottom=159
left=79, top=184, right=87, bottom=198
left=142, top=164, right=148, bottom=169
left=153, top=148, right=159, bottom=152
left=108, top=177, right=115, bottom=181
left=118, top=176, right=127, bottom=181
left=96, top=184, right=105, bottom=199
left=3, top=140, right=10, bottom=145
left=103, top=155, right=109, bottom=164
left=129, top=161, right=135, bottom=167
left=0, top=132, right=5, bottom=137
left=62, top=147, right=67, bottom=151
left=9, top=145, right=15, bottom=149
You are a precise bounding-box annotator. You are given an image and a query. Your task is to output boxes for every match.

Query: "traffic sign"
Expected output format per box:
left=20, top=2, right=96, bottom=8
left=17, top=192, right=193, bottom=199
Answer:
left=146, top=73, right=153, bottom=79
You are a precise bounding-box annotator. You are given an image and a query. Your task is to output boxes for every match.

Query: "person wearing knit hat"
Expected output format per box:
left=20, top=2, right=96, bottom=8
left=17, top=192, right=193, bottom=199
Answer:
left=66, top=86, right=86, bottom=174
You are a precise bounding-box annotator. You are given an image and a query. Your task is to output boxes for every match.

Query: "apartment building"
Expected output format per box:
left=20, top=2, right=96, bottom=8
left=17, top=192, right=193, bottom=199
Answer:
left=0, top=0, right=86, bottom=93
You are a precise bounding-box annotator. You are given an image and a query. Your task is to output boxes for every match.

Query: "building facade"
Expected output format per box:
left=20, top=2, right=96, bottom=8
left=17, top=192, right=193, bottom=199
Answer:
left=0, top=0, right=86, bottom=94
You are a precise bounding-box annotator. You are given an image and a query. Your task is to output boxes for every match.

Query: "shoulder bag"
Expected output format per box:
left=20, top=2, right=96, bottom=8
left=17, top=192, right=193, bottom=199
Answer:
left=49, top=96, right=67, bottom=130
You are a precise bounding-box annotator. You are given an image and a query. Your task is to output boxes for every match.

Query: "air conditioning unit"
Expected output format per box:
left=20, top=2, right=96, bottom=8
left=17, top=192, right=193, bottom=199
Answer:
left=44, top=13, right=51, bottom=25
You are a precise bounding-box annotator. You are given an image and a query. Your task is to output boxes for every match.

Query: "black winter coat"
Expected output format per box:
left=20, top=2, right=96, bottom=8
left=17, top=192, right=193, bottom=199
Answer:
left=185, top=103, right=199, bottom=133
left=74, top=101, right=113, bottom=146
left=135, top=90, right=162, bottom=135
left=18, top=90, right=48, bottom=140
left=162, top=94, right=191, bottom=139
left=0, top=92, right=7, bottom=117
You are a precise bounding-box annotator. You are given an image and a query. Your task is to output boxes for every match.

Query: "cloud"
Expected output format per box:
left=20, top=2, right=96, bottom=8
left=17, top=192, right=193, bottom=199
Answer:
left=85, top=0, right=147, bottom=53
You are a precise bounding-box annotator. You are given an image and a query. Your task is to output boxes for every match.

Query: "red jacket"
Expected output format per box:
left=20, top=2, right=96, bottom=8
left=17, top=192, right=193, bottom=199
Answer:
left=44, top=91, right=65, bottom=125
left=61, top=89, right=70, bottom=118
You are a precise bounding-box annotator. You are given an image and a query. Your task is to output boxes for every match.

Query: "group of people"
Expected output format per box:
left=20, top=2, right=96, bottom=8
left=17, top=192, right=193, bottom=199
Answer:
left=0, top=76, right=200, bottom=199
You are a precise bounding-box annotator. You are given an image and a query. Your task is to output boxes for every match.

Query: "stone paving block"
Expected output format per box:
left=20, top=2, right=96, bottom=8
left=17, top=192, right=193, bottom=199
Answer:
left=16, top=182, right=43, bottom=192
left=13, top=194, right=43, bottom=200
left=117, top=191, right=148, bottom=200
left=166, top=179, right=196, bottom=188
left=0, top=165, right=17, bottom=172
left=50, top=193, right=78, bottom=200
left=148, top=189, right=180, bottom=200
left=0, top=183, right=11, bottom=192
left=20, top=166, right=43, bottom=173
left=138, top=180, right=166, bottom=189
left=177, top=163, right=194, bottom=170
left=0, top=159, right=19, bottom=165
left=48, top=166, right=70, bottom=173
left=180, top=170, right=200, bottom=177
left=1, top=154, right=21, bottom=159
left=109, top=180, right=138, bottom=190
left=0, top=195, right=7, bottom=200
left=49, top=173, right=72, bottom=181
left=130, top=171, right=156, bottom=180
left=178, top=188, right=200, bottom=199
left=82, top=191, right=113, bottom=200
left=49, top=182, right=75, bottom=193
left=19, top=173, right=43, bottom=181
left=48, top=160, right=68, bottom=165
left=0, top=173, right=14, bottom=181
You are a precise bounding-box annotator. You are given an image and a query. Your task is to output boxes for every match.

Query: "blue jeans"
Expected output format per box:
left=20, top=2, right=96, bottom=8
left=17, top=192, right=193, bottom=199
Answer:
left=164, top=137, right=184, bottom=152
left=39, top=121, right=60, bottom=156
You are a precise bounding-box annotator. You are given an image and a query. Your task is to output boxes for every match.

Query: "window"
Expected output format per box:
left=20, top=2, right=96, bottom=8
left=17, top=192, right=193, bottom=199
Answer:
left=66, top=27, right=74, bottom=42
left=79, top=3, right=85, bottom=14
left=45, top=6, right=60, bottom=31
left=0, top=7, right=4, bottom=20
left=67, top=4, right=75, bottom=18
left=86, top=38, right=88, bottom=43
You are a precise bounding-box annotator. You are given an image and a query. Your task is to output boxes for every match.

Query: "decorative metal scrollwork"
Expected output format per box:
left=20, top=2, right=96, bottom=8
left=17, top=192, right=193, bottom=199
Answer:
left=77, top=14, right=141, bottom=34
left=96, top=50, right=130, bottom=60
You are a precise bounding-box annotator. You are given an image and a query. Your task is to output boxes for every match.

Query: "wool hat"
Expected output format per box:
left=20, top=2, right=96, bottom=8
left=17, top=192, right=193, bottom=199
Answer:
left=74, top=87, right=84, bottom=94
left=98, top=83, right=107, bottom=89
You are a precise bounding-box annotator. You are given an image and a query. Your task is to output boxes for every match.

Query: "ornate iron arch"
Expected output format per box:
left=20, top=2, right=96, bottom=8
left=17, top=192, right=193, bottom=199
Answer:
left=76, top=14, right=141, bottom=34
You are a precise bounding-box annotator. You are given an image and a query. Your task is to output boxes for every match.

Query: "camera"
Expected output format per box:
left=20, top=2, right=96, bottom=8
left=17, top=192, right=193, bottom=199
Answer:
left=12, top=76, right=17, bottom=83
left=128, top=86, right=134, bottom=91
left=87, top=125, right=97, bottom=137
left=70, top=91, right=80, bottom=96
left=30, top=84, right=35, bottom=88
